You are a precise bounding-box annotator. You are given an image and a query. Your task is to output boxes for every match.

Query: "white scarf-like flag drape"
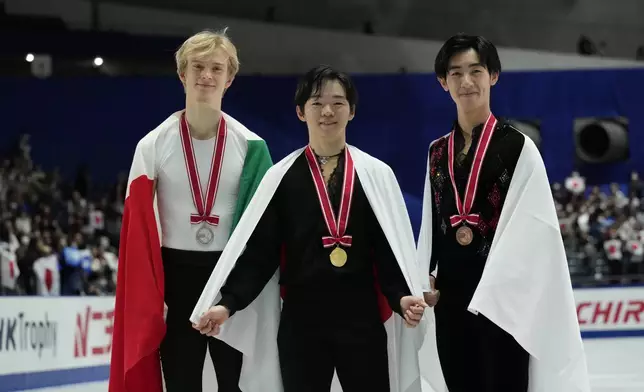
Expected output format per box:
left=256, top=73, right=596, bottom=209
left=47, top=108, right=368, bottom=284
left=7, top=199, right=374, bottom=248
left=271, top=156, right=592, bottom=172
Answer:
left=416, top=135, right=590, bottom=392
left=191, top=144, right=426, bottom=392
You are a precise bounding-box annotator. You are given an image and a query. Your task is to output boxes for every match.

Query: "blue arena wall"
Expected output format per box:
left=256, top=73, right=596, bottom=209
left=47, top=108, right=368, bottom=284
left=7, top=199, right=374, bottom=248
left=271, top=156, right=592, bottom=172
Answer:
left=2, top=69, right=643, bottom=189
left=2, top=68, right=644, bottom=238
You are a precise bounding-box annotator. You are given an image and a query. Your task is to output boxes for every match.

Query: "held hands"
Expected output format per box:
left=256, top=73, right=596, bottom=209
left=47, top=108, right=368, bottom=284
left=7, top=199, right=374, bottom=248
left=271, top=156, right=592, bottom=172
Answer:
left=400, top=296, right=428, bottom=327
left=423, top=275, right=440, bottom=307
left=192, top=305, right=230, bottom=337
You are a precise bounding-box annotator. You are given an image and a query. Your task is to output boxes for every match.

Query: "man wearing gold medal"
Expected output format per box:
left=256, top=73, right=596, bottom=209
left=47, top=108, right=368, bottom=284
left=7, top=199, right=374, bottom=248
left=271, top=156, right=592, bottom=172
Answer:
left=191, top=65, right=428, bottom=392
left=417, top=34, right=589, bottom=392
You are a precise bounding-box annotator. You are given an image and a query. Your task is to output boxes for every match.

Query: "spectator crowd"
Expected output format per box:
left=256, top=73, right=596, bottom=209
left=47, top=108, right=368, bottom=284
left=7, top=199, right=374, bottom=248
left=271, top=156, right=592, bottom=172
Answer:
left=1, top=134, right=124, bottom=296
left=556, top=171, right=644, bottom=285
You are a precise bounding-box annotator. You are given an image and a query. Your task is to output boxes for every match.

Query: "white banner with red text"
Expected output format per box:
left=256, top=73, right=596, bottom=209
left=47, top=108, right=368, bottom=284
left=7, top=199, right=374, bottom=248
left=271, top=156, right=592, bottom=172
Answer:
left=575, top=286, right=644, bottom=338
left=0, top=296, right=114, bottom=391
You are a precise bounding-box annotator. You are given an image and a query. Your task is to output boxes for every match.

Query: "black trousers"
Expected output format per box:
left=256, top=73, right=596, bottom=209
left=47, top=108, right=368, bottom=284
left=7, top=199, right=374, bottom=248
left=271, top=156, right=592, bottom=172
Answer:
left=435, top=298, right=530, bottom=392
left=277, top=296, right=391, bottom=392
left=159, top=247, right=243, bottom=392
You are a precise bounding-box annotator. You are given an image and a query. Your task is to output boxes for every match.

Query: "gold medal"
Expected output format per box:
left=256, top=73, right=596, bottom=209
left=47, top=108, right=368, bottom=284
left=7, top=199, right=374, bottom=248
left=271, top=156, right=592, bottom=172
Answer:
left=305, top=146, right=355, bottom=268
left=329, top=247, right=348, bottom=267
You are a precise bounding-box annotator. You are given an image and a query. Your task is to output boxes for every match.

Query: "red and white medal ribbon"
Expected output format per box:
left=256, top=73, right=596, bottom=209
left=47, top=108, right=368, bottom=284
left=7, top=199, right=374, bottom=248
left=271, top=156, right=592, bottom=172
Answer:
left=179, top=111, right=227, bottom=226
left=447, top=113, right=497, bottom=227
left=304, top=146, right=355, bottom=248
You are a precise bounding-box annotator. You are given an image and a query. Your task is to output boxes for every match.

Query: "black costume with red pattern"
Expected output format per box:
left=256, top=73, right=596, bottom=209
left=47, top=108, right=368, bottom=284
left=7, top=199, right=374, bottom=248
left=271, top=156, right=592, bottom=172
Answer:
left=428, top=119, right=530, bottom=392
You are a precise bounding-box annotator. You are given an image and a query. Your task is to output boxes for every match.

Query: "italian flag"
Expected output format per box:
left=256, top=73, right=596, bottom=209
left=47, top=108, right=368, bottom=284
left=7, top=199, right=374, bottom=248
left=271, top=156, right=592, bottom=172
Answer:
left=108, top=131, right=272, bottom=392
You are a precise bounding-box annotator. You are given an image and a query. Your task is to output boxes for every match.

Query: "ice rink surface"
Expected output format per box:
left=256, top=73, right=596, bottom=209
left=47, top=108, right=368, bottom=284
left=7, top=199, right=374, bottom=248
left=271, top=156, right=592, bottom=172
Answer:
left=15, top=337, right=644, bottom=392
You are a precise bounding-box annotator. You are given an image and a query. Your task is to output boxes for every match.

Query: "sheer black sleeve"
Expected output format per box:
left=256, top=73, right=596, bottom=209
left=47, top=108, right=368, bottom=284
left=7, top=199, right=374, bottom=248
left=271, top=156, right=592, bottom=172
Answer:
left=429, top=189, right=441, bottom=277
left=368, top=205, right=412, bottom=317
left=217, top=193, right=282, bottom=316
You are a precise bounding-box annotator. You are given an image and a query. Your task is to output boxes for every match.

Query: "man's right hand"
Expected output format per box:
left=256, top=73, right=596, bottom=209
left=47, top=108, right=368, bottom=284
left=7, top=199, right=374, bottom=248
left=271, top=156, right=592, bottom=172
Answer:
left=192, top=305, right=230, bottom=336
left=423, top=275, right=440, bottom=307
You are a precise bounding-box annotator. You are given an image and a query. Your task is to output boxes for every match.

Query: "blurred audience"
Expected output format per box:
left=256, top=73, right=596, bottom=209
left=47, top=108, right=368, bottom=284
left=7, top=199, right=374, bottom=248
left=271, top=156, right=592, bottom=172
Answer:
left=557, top=170, right=644, bottom=286
left=0, top=134, right=124, bottom=296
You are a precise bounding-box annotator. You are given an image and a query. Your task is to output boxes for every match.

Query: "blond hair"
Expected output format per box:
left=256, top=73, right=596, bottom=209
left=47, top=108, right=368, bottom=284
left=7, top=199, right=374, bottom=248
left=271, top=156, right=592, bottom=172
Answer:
left=175, top=28, right=240, bottom=77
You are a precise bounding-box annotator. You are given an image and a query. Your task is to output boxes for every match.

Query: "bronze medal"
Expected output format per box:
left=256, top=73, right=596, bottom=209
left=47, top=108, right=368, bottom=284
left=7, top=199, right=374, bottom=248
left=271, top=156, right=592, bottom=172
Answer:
left=446, top=113, right=498, bottom=242
left=456, top=225, right=473, bottom=246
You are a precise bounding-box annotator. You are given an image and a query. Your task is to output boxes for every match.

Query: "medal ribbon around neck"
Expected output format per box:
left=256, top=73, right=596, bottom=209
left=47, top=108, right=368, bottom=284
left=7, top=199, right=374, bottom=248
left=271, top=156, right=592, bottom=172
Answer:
left=304, top=146, right=355, bottom=249
left=179, top=111, right=227, bottom=226
left=447, top=112, right=497, bottom=227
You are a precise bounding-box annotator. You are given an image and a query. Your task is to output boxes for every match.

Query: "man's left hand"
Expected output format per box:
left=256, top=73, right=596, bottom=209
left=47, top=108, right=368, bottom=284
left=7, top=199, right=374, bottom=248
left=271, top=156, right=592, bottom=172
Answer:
left=400, top=296, right=427, bottom=327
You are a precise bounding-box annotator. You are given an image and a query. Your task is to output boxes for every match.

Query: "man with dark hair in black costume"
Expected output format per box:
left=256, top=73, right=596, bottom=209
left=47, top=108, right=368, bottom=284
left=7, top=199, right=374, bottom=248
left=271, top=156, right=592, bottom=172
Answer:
left=192, top=65, right=429, bottom=392
left=418, top=34, right=589, bottom=392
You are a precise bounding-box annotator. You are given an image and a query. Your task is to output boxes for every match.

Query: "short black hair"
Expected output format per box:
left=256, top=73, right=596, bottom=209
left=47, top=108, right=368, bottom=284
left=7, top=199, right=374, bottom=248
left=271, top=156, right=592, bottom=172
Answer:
left=434, top=33, right=502, bottom=79
left=294, top=65, right=358, bottom=112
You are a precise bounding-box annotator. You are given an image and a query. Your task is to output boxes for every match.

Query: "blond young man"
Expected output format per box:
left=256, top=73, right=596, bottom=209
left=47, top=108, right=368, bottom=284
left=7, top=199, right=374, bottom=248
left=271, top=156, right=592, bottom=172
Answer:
left=108, top=29, right=273, bottom=392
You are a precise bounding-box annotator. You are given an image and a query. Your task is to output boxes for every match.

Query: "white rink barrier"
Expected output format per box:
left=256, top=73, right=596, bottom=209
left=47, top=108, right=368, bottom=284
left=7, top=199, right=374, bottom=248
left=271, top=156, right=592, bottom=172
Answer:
left=575, top=285, right=644, bottom=338
left=0, top=286, right=642, bottom=390
left=0, top=297, right=114, bottom=391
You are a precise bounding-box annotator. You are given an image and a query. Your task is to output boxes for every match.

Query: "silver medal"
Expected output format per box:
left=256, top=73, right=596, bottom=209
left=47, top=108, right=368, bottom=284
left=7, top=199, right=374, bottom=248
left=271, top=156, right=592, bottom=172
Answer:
left=196, top=226, right=214, bottom=245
